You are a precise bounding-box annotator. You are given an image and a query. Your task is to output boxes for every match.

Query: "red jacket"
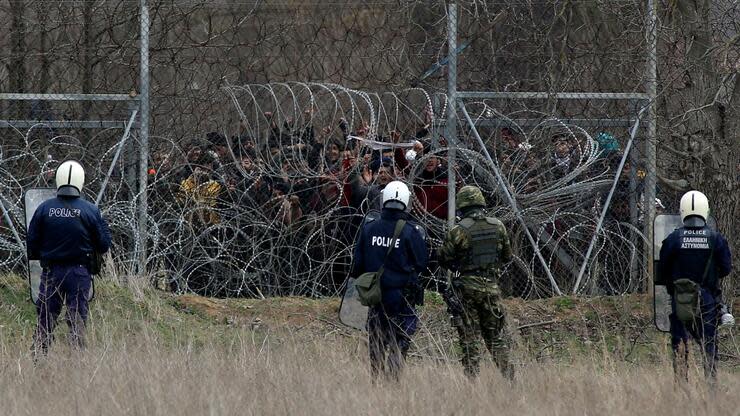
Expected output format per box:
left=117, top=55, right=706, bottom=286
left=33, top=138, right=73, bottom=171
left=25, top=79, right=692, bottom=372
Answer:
left=415, top=178, right=449, bottom=219
left=394, top=148, right=451, bottom=220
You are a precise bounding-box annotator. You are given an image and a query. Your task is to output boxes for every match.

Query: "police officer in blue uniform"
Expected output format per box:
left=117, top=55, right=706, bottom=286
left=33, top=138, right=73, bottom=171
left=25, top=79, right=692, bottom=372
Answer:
left=351, top=180, right=428, bottom=380
left=658, top=190, right=732, bottom=383
left=27, top=160, right=112, bottom=355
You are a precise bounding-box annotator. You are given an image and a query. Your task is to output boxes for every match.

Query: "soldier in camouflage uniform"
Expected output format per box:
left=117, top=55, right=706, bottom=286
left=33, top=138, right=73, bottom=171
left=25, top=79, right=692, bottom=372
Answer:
left=437, top=185, right=514, bottom=380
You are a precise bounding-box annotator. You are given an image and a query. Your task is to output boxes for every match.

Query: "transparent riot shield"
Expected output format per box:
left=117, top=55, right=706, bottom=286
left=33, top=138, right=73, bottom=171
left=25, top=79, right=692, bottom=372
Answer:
left=653, top=214, right=716, bottom=332
left=653, top=215, right=681, bottom=332
left=338, top=277, right=368, bottom=331
left=339, top=211, right=381, bottom=331
left=23, top=188, right=95, bottom=304
left=24, top=188, right=57, bottom=304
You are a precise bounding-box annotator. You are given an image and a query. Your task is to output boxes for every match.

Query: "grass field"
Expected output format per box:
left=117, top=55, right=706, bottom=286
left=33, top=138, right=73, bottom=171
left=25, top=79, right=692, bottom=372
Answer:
left=1, top=274, right=738, bottom=415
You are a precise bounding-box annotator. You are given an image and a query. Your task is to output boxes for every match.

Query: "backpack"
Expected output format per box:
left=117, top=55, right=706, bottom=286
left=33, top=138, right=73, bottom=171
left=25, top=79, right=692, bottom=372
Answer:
left=673, top=236, right=714, bottom=324
left=355, top=220, right=405, bottom=307
left=673, top=279, right=701, bottom=323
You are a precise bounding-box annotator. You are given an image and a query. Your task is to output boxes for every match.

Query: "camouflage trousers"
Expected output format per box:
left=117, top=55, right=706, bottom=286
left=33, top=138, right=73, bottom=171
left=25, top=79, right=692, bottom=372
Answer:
left=453, top=276, right=513, bottom=380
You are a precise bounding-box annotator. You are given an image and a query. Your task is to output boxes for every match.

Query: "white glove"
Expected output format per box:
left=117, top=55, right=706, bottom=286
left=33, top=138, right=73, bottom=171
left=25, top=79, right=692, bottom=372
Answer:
left=405, top=149, right=417, bottom=161
left=720, top=313, right=735, bottom=328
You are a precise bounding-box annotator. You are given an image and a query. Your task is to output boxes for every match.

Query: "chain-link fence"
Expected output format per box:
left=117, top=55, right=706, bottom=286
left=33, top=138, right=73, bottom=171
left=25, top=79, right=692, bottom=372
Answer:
left=0, top=84, right=652, bottom=298
left=455, top=93, right=649, bottom=297
left=1, top=1, right=738, bottom=297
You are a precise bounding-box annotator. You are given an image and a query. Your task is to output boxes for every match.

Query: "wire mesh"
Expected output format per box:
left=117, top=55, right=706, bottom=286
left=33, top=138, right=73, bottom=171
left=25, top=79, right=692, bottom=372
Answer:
left=0, top=84, right=651, bottom=299
left=0, top=0, right=737, bottom=297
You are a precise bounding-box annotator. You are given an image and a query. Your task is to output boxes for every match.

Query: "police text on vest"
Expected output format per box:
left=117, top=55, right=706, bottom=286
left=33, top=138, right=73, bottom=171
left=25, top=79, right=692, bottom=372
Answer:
left=49, top=208, right=81, bottom=218
left=680, top=236, right=709, bottom=249
left=371, top=236, right=400, bottom=248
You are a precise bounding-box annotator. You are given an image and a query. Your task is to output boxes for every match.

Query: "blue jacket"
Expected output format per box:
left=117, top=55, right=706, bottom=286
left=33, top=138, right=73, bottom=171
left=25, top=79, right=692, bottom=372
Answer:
left=352, top=209, right=429, bottom=314
left=27, top=195, right=112, bottom=266
left=658, top=224, right=732, bottom=297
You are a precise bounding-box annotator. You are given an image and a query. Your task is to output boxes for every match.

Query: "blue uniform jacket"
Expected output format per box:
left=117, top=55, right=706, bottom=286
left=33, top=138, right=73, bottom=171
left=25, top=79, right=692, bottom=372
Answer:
left=352, top=208, right=429, bottom=314
left=658, top=225, right=732, bottom=297
left=27, top=195, right=112, bottom=266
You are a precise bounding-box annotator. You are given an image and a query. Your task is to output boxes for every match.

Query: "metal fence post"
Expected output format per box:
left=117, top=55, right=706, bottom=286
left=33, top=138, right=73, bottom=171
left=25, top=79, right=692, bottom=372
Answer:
left=0, top=195, right=23, bottom=255
left=644, top=0, right=658, bottom=294
left=458, top=102, right=562, bottom=296
left=572, top=107, right=646, bottom=293
left=629, top=100, right=641, bottom=290
left=138, top=0, right=150, bottom=276
left=96, top=109, right=139, bottom=206
left=446, top=2, right=458, bottom=228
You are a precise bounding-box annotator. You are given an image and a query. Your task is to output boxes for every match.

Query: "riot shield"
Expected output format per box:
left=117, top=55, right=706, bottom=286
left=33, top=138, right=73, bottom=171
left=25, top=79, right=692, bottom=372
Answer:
left=24, top=188, right=57, bottom=304
left=653, top=214, right=716, bottom=332
left=653, top=215, right=681, bottom=332
left=339, top=211, right=380, bottom=331
left=23, top=188, right=95, bottom=304
left=338, top=277, right=368, bottom=331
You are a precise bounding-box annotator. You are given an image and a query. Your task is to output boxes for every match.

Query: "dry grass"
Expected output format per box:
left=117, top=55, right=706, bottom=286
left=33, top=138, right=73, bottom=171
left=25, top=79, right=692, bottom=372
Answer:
left=1, top=274, right=739, bottom=415
left=1, top=332, right=739, bottom=416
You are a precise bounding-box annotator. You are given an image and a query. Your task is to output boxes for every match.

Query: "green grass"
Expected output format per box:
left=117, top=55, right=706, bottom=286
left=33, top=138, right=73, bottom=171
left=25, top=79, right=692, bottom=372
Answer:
left=1, top=273, right=737, bottom=371
left=554, top=296, right=576, bottom=310
left=423, top=289, right=445, bottom=307
left=0, top=274, right=240, bottom=351
left=0, top=275, right=38, bottom=340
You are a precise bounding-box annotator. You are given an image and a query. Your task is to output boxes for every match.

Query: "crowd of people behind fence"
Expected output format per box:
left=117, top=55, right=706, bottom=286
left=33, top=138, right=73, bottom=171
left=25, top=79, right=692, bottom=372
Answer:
left=128, top=106, right=655, bottom=296
left=148, top=112, right=449, bottom=229
left=147, top=111, right=647, bottom=230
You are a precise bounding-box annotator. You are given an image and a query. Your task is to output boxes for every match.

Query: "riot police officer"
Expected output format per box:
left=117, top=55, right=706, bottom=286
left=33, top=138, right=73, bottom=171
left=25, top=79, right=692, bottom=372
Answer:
left=438, top=185, right=514, bottom=380
left=658, top=190, right=732, bottom=383
left=27, top=160, right=112, bottom=355
left=351, top=180, right=428, bottom=380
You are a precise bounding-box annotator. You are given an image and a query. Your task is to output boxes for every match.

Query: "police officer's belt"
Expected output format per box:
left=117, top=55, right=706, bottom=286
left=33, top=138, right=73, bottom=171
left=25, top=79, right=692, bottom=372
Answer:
left=43, top=260, right=88, bottom=268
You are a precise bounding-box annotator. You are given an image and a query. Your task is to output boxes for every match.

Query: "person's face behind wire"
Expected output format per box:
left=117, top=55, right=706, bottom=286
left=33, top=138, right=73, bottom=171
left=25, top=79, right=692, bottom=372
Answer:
left=327, top=143, right=340, bottom=163
left=554, top=139, right=572, bottom=158
left=377, top=165, right=394, bottom=186
left=240, top=155, right=255, bottom=172
left=215, top=145, right=229, bottom=160
left=153, top=152, right=172, bottom=171
left=424, top=156, right=440, bottom=173
left=187, top=147, right=202, bottom=163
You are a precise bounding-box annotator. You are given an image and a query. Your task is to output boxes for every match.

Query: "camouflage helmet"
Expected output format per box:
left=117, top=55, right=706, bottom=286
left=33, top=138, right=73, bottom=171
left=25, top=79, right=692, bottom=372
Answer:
left=456, top=185, right=486, bottom=209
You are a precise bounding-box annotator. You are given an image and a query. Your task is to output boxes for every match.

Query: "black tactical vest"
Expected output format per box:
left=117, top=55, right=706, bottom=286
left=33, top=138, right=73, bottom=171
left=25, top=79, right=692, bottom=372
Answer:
left=458, top=216, right=503, bottom=273
left=676, top=225, right=716, bottom=287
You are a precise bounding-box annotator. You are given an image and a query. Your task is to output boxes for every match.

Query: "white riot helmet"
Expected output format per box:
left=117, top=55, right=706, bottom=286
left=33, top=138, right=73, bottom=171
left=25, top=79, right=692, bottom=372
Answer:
left=382, top=180, right=411, bottom=211
left=679, top=190, right=709, bottom=225
left=55, top=160, right=85, bottom=197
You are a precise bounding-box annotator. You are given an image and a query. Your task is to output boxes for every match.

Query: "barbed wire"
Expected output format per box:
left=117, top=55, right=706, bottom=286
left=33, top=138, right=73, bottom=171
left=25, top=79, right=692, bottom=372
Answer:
left=0, top=83, right=651, bottom=299
left=0, top=0, right=737, bottom=297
